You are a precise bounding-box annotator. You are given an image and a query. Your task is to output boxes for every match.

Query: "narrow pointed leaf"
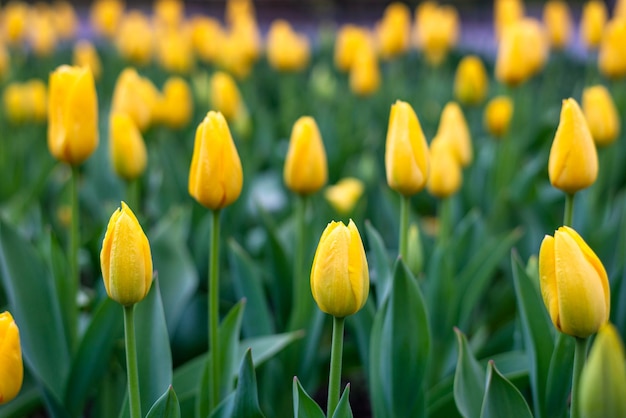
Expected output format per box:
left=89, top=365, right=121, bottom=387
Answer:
left=146, top=386, right=180, bottom=418
left=480, top=361, right=533, bottom=418
left=453, top=328, right=486, bottom=418
left=545, top=333, right=574, bottom=418
left=231, top=349, right=265, bottom=418
left=293, top=377, right=325, bottom=418
left=332, top=384, right=353, bottom=418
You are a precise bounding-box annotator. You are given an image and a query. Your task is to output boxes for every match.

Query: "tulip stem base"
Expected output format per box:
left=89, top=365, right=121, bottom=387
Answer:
left=570, top=336, right=588, bottom=418
left=126, top=179, right=140, bottom=215
left=289, top=195, right=308, bottom=331
left=399, top=194, right=410, bottom=260
left=69, top=164, right=80, bottom=350
left=327, top=316, right=345, bottom=417
left=123, top=305, right=141, bottom=418
left=564, top=193, right=575, bottom=227
left=209, top=209, right=221, bottom=412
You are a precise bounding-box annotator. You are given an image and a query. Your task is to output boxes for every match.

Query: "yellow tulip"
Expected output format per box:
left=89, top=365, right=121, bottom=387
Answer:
left=29, top=12, right=57, bottom=57
left=2, top=2, right=28, bottom=45
left=90, top=0, right=124, bottom=39
left=153, top=0, right=184, bottom=29
left=155, top=27, right=194, bottom=74
left=385, top=100, right=430, bottom=196
left=599, top=18, right=626, bottom=80
left=543, top=0, right=573, bottom=50
left=158, top=76, right=193, bottom=130
left=376, top=2, right=411, bottom=59
left=109, top=112, right=147, bottom=181
left=27, top=79, right=48, bottom=123
left=580, top=323, right=626, bottom=418
left=73, top=40, right=102, bottom=80
left=214, top=31, right=254, bottom=79
left=539, top=226, right=609, bottom=338
left=427, top=134, right=462, bottom=198
left=496, top=18, right=548, bottom=86
left=454, top=55, right=489, bottom=105
left=334, top=25, right=372, bottom=72
left=580, top=1, right=607, bottom=50
left=349, top=42, right=380, bottom=97
left=484, top=95, right=514, bottom=139
left=111, top=68, right=159, bottom=132
left=0, top=311, right=23, bottom=405
left=436, top=102, right=472, bottom=167
left=101, top=202, right=153, bottom=306
left=188, top=111, right=243, bottom=210
left=284, top=116, right=328, bottom=195
left=548, top=98, right=598, bottom=194
left=324, top=177, right=365, bottom=215
left=226, top=0, right=256, bottom=26
left=416, top=3, right=460, bottom=66
left=190, top=16, right=224, bottom=63
left=209, top=71, right=245, bottom=122
left=2, top=80, right=47, bottom=124
left=48, top=65, right=98, bottom=166
left=52, top=1, right=78, bottom=41
left=267, top=19, right=310, bottom=72
left=310, top=220, right=369, bottom=318
left=583, top=85, right=620, bottom=147
left=616, top=0, right=626, bottom=19
left=115, top=10, right=153, bottom=66
left=494, top=0, right=525, bottom=40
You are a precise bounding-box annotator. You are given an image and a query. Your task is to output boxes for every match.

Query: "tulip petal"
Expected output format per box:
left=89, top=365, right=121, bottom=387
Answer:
left=539, top=235, right=560, bottom=330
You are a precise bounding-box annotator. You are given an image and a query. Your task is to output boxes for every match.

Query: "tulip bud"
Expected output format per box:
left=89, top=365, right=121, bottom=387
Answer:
left=539, top=226, right=610, bottom=338
left=416, top=4, right=460, bottom=66
left=109, top=112, right=147, bottom=181
left=310, top=220, right=369, bottom=318
left=153, top=0, right=184, bottom=29
left=496, top=19, right=548, bottom=87
left=548, top=98, right=598, bottom=194
left=349, top=42, right=380, bottom=97
left=494, top=0, right=525, bottom=40
left=376, top=2, right=411, bottom=59
left=580, top=323, right=626, bottom=418
left=90, top=0, right=124, bottom=39
left=385, top=100, right=430, bottom=196
left=189, top=111, right=243, bottom=210
left=542, top=0, right=573, bottom=50
left=580, top=1, right=607, bottom=50
left=155, top=27, right=194, bottom=74
left=29, top=13, right=57, bottom=57
left=324, top=177, right=365, bottom=215
left=484, top=95, right=514, bottom=139
left=334, top=25, right=372, bottom=72
left=101, top=202, right=153, bottom=306
left=191, top=16, right=223, bottom=63
left=284, top=116, right=328, bottom=195
left=158, top=76, right=193, bottom=129
left=73, top=40, right=102, bottom=80
left=52, top=1, right=78, bottom=41
left=48, top=65, right=99, bottom=166
left=406, top=222, right=424, bottom=276
left=599, top=18, right=626, bottom=80
left=427, top=134, right=463, bottom=198
left=210, top=71, right=245, bottom=122
left=0, top=311, right=23, bottom=405
left=2, top=2, right=28, bottom=45
left=583, top=85, right=620, bottom=147
left=111, top=68, right=159, bottom=132
left=115, top=11, right=153, bottom=66
left=266, top=20, right=310, bottom=72
left=436, top=102, right=472, bottom=167
left=454, top=55, right=489, bottom=105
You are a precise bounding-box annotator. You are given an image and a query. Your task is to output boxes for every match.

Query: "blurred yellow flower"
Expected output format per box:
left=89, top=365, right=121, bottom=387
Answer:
left=454, top=55, right=489, bottom=105
left=496, top=18, right=548, bottom=86
left=109, top=112, right=147, bottom=181
left=580, top=0, right=608, bottom=50
left=28, top=12, right=57, bottom=57
left=324, top=178, right=365, bottom=214
left=427, top=134, right=463, bottom=198
left=209, top=71, right=245, bottom=122
left=416, top=3, right=460, bottom=66
left=52, top=1, right=78, bottom=41
left=267, top=19, right=310, bottom=72
left=349, top=42, right=380, bottom=97
left=484, top=95, right=514, bottom=139
left=111, top=68, right=160, bottom=132
left=157, top=76, right=193, bottom=130
left=542, top=0, right=573, bottom=50
left=334, top=25, right=372, bottom=72
left=155, top=27, right=194, bottom=74
left=2, top=80, right=47, bottom=124
left=190, top=16, right=224, bottom=63
left=436, top=102, right=472, bottom=167
left=153, top=0, right=184, bottom=29
left=598, top=18, right=626, bottom=80
left=115, top=10, right=153, bottom=66
left=0, top=311, right=23, bottom=405
left=616, top=0, right=626, bottom=19
left=2, top=2, right=29, bottom=45
left=310, top=220, right=369, bottom=318
left=73, top=40, right=102, bottom=80
left=494, top=0, right=525, bottom=40
left=376, top=2, right=411, bottom=59
left=226, top=0, right=256, bottom=26
left=90, top=0, right=125, bottom=39
left=549, top=98, right=598, bottom=194
left=284, top=116, right=328, bottom=195
left=583, top=85, right=620, bottom=147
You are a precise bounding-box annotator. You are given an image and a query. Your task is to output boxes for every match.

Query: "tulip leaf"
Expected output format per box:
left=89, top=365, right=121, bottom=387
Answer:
left=453, top=328, right=486, bottom=418
left=146, top=386, right=180, bottom=418
left=231, top=349, right=266, bottom=418
left=480, top=361, right=533, bottom=418
left=332, top=384, right=353, bottom=418
left=364, top=220, right=392, bottom=308
left=0, top=219, right=70, bottom=404
left=511, top=251, right=554, bottom=418
left=545, top=333, right=574, bottom=418
left=292, top=377, right=325, bottom=418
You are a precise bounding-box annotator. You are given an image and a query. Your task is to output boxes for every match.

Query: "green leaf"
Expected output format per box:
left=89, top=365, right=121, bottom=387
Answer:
left=511, top=251, right=555, bottom=418
left=0, top=219, right=70, bottom=404
left=480, top=361, right=534, bottom=418
left=545, top=333, right=574, bottom=418
left=231, top=349, right=266, bottom=418
left=292, top=377, right=325, bottom=418
left=364, top=220, right=392, bottom=308
left=332, top=384, right=353, bottom=418
left=453, top=328, right=486, bottom=418
left=146, top=386, right=180, bottom=418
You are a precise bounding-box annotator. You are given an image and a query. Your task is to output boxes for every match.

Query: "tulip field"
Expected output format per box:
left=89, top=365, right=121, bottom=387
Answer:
left=2, top=0, right=626, bottom=417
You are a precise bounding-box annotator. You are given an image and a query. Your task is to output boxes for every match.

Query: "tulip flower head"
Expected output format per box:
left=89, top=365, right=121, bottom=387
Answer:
left=111, top=68, right=160, bottom=132
left=376, top=2, right=411, bottom=59
left=266, top=19, right=310, bottom=72
left=494, top=0, right=525, bottom=40
left=583, top=85, right=620, bottom=147
left=157, top=76, right=193, bottom=129
left=496, top=18, right=548, bottom=86
left=543, top=0, right=573, bottom=50
left=115, top=10, right=153, bottom=66
left=109, top=112, right=147, bottom=181
left=334, top=25, right=372, bottom=72
left=599, top=18, right=626, bottom=80
left=90, top=0, right=124, bottom=39
left=101, top=202, right=153, bottom=306
left=548, top=98, right=598, bottom=194
left=416, top=3, right=460, bottom=66
left=188, top=111, right=243, bottom=210
left=324, top=177, right=365, bottom=215
left=349, top=41, right=380, bottom=96
left=427, top=134, right=463, bottom=198
left=73, top=40, right=102, bottom=80
left=581, top=1, right=608, bottom=50
left=48, top=65, right=99, bottom=166
left=284, top=116, right=328, bottom=195
left=310, top=220, right=369, bottom=318
left=210, top=71, right=245, bottom=122
left=539, top=226, right=610, bottom=338
left=454, top=55, right=489, bottom=105
left=484, top=95, right=514, bottom=139
left=0, top=311, right=23, bottom=405
left=436, top=102, right=472, bottom=167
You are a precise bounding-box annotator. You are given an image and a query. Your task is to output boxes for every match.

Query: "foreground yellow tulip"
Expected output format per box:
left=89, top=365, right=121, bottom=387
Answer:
left=284, top=116, right=328, bottom=195
left=542, top=0, right=573, bottom=50
left=266, top=20, right=310, bottom=72
left=48, top=65, right=98, bottom=166
left=484, top=95, right=514, bottom=139
left=599, top=18, right=626, bottom=79
left=583, top=85, right=620, bottom=147
left=454, top=55, right=488, bottom=105
left=436, top=102, right=472, bottom=167
left=189, top=111, right=243, bottom=210
left=385, top=100, right=430, bottom=196
left=496, top=18, right=548, bottom=86
left=539, top=226, right=609, bottom=338
left=548, top=98, right=598, bottom=194
left=580, top=323, right=626, bottom=418
left=109, top=112, right=147, bottom=181
left=73, top=40, right=102, bottom=80
left=580, top=1, right=607, bottom=49
left=310, top=220, right=369, bottom=318
left=427, top=135, right=462, bottom=198
left=324, top=178, right=365, bottom=214
left=101, top=202, right=153, bottom=306
left=0, top=311, right=23, bottom=405
left=210, top=71, right=245, bottom=122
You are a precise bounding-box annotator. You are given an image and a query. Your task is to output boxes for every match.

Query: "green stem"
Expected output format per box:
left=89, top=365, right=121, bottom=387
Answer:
left=69, top=165, right=80, bottom=350
left=208, top=209, right=221, bottom=412
left=564, top=193, right=575, bottom=227
left=327, top=316, right=345, bottom=417
left=123, top=305, right=141, bottom=418
left=570, top=337, right=588, bottom=418
left=399, top=194, right=410, bottom=260
left=125, top=179, right=139, bottom=214
left=289, top=195, right=308, bottom=331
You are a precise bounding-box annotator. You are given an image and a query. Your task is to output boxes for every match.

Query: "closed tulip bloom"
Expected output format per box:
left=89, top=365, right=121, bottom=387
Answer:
left=29, top=13, right=58, bottom=57
left=454, top=55, right=489, bottom=105
left=496, top=18, right=548, bottom=86
left=155, top=28, right=194, bottom=74
left=417, top=4, right=460, bottom=66
left=109, top=112, right=147, bottom=181
left=48, top=65, right=98, bottom=166
left=324, top=177, right=365, bottom=214
left=284, top=116, right=328, bottom=195
left=189, top=111, right=243, bottom=210
left=427, top=135, right=462, bottom=198
left=376, top=2, right=411, bottom=59
left=494, top=0, right=525, bottom=40
left=111, top=68, right=159, bottom=132
left=27, top=79, right=48, bottom=123
left=210, top=71, right=245, bottom=122
left=73, top=40, right=102, bottom=80
left=543, top=0, right=573, bottom=50
left=158, top=76, right=193, bottom=129
left=153, top=0, right=184, bottom=29
left=436, top=102, right=472, bottom=167
left=539, top=226, right=609, bottom=338
left=90, top=0, right=124, bottom=39
left=484, top=95, right=514, bottom=139
left=598, top=18, right=626, bottom=80
left=267, top=20, right=310, bottom=72
left=580, top=1, right=607, bottom=49
left=583, top=85, right=620, bottom=147
left=115, top=11, right=153, bottom=66
left=580, top=323, right=626, bottom=418
left=101, top=202, right=153, bottom=306
left=2, top=2, right=28, bottom=45
left=51, top=1, right=78, bottom=41
left=549, top=98, right=598, bottom=194
left=0, top=311, right=23, bottom=405
left=616, top=0, right=626, bottom=19
left=334, top=25, right=373, bottom=72
left=310, top=220, right=369, bottom=318
left=385, top=100, right=430, bottom=196
left=191, top=16, right=223, bottom=63
left=349, top=42, right=380, bottom=96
